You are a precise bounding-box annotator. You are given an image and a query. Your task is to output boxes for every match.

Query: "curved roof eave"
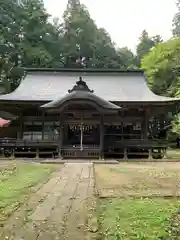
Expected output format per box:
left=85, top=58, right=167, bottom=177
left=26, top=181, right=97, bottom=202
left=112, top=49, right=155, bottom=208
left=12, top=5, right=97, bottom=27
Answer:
left=41, top=91, right=121, bottom=111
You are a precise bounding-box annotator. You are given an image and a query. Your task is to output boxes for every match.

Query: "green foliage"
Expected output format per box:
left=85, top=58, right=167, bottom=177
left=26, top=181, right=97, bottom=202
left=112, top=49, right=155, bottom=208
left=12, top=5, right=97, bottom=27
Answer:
left=0, top=0, right=64, bottom=91
left=0, top=0, right=166, bottom=92
left=99, top=199, right=179, bottom=240
left=0, top=0, right=138, bottom=92
left=0, top=0, right=24, bottom=92
left=173, top=0, right=180, bottom=37
left=141, top=38, right=180, bottom=136
left=141, top=39, right=180, bottom=96
left=117, top=47, right=137, bottom=68
left=152, top=34, right=163, bottom=45
left=136, top=30, right=163, bottom=66
left=61, top=1, right=123, bottom=68
left=136, top=30, right=154, bottom=62
left=171, top=114, right=180, bottom=136
left=0, top=163, right=56, bottom=224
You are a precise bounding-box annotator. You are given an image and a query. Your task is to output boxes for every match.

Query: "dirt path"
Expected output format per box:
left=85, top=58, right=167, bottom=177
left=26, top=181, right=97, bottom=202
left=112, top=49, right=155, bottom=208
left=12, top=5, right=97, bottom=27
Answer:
left=0, top=163, right=95, bottom=240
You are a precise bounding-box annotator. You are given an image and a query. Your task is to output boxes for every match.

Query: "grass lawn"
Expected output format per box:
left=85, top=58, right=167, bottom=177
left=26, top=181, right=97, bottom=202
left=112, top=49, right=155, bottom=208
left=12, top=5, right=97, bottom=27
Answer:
left=95, top=163, right=180, bottom=197
left=0, top=162, right=56, bottom=224
left=95, top=163, right=180, bottom=239
left=98, top=198, right=180, bottom=240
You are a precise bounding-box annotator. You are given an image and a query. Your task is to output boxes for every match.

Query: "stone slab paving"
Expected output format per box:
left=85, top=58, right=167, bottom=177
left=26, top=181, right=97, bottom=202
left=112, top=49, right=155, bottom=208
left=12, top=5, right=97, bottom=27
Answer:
left=0, top=162, right=95, bottom=240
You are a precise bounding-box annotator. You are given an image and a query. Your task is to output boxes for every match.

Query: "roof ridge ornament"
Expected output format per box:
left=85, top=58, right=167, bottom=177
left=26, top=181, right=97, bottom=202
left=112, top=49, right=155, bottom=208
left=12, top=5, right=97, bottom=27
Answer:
left=68, top=76, right=94, bottom=93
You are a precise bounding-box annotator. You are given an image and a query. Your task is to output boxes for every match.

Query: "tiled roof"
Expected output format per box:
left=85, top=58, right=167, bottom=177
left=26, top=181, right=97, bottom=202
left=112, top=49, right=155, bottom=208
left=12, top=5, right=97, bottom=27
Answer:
left=0, top=69, right=179, bottom=103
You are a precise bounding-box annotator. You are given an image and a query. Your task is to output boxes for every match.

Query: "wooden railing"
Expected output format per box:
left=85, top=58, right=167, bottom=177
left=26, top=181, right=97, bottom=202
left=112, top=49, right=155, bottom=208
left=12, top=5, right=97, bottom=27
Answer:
left=62, top=145, right=100, bottom=159
left=104, top=139, right=168, bottom=148
left=0, top=138, right=59, bottom=147
left=0, top=138, right=167, bottom=149
left=0, top=138, right=167, bottom=159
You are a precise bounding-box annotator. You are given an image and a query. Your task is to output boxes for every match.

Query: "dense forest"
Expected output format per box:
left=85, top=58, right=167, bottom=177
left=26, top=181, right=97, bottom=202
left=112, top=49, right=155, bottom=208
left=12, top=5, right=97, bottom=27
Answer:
left=1, top=0, right=180, bottom=133
left=0, top=0, right=174, bottom=90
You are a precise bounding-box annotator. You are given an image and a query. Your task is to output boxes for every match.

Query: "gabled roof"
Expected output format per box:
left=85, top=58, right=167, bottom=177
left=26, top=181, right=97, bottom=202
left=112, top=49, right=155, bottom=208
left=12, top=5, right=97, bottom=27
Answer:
left=41, top=77, right=121, bottom=112
left=0, top=68, right=179, bottom=104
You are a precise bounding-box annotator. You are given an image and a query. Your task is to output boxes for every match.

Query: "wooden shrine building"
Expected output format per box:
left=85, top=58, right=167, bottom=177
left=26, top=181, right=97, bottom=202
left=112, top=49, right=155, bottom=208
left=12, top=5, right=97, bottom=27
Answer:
left=0, top=68, right=179, bottom=160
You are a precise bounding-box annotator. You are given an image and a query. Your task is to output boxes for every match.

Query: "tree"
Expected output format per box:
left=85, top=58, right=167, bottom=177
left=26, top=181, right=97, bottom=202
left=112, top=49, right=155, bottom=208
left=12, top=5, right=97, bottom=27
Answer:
left=67, top=0, right=81, bottom=8
left=0, top=0, right=142, bottom=93
left=173, top=0, right=180, bottom=37
left=171, top=114, right=180, bottom=135
left=61, top=0, right=124, bottom=68
left=0, top=0, right=64, bottom=91
left=152, top=35, right=163, bottom=45
left=141, top=39, right=180, bottom=136
left=136, top=30, right=154, bottom=65
left=136, top=30, right=163, bottom=66
left=0, top=0, right=25, bottom=92
left=141, top=39, right=180, bottom=96
left=20, top=0, right=64, bottom=68
left=117, top=47, right=137, bottom=68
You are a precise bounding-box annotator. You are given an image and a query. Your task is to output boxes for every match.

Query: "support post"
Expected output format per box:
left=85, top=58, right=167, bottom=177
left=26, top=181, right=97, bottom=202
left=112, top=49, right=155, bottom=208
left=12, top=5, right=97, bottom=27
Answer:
left=1, top=149, right=4, bottom=158
left=142, top=108, right=148, bottom=139
left=123, top=148, right=128, bottom=160
left=42, top=111, right=45, bottom=140
left=148, top=149, right=153, bottom=160
left=163, top=148, right=168, bottom=159
left=36, top=148, right=39, bottom=159
left=11, top=148, right=15, bottom=160
left=80, top=121, right=83, bottom=151
left=99, top=115, right=104, bottom=160
left=59, top=117, right=64, bottom=160
left=17, top=111, right=23, bottom=139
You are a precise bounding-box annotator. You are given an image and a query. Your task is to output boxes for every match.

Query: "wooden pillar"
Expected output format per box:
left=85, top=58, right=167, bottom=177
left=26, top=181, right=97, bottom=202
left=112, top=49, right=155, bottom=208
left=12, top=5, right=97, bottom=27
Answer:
left=11, top=148, right=15, bottom=160
left=148, top=148, right=153, bottom=160
left=121, top=110, right=124, bottom=140
left=63, top=122, right=68, bottom=145
left=142, top=108, right=148, bottom=139
left=1, top=149, right=4, bottom=158
left=36, top=148, right=39, bottom=159
left=17, top=111, right=23, bottom=139
left=80, top=121, right=83, bottom=151
left=58, top=116, right=64, bottom=159
left=163, top=148, right=168, bottom=159
left=141, top=118, right=144, bottom=139
left=99, top=115, right=104, bottom=160
left=42, top=111, right=45, bottom=140
left=123, top=148, right=128, bottom=160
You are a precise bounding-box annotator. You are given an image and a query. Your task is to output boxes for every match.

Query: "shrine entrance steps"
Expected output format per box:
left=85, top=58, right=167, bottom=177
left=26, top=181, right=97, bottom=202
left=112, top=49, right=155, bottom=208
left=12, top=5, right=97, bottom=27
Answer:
left=40, top=159, right=119, bottom=164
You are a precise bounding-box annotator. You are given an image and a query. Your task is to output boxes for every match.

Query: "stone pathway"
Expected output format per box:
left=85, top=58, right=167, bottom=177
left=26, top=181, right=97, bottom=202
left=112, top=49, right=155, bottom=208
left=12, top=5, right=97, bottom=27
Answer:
left=0, top=163, right=95, bottom=240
